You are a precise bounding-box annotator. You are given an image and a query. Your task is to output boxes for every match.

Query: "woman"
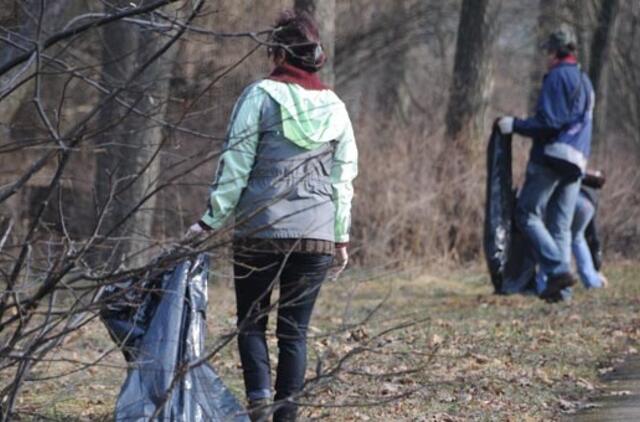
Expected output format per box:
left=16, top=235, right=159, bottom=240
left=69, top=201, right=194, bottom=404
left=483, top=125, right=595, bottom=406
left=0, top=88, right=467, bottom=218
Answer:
left=188, top=10, right=357, bottom=422
left=571, top=170, right=607, bottom=289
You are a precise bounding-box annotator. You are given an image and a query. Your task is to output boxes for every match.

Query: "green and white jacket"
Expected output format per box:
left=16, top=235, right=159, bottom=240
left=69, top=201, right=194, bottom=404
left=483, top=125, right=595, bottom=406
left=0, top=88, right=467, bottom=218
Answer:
left=201, top=79, right=358, bottom=244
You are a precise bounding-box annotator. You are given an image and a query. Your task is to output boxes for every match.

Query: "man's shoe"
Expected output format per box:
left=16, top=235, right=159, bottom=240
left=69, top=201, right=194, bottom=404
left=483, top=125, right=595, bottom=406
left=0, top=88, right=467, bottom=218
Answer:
left=542, top=291, right=564, bottom=303
left=540, top=272, right=577, bottom=300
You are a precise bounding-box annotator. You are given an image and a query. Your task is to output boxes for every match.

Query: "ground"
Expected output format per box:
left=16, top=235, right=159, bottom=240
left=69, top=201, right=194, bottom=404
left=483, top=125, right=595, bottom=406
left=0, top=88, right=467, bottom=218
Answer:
left=11, top=262, right=640, bottom=421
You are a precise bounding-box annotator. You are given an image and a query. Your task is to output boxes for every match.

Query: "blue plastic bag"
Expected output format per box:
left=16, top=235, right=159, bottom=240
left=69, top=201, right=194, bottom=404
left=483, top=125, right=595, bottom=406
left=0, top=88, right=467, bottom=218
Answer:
left=100, top=254, right=249, bottom=421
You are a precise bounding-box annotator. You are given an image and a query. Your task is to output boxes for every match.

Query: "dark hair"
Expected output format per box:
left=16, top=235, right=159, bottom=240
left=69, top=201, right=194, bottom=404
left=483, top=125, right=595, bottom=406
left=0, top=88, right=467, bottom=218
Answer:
left=555, top=43, right=576, bottom=59
left=269, top=10, right=326, bottom=72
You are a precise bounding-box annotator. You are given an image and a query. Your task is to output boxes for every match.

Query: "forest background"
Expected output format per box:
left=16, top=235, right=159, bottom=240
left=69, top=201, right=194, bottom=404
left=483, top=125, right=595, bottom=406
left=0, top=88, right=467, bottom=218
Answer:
left=1, top=0, right=638, bottom=267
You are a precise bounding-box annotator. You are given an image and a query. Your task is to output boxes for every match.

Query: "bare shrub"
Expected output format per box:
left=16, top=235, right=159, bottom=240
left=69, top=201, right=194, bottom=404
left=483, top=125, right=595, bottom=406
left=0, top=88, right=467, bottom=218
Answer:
left=351, top=112, right=640, bottom=268
left=351, top=113, right=485, bottom=267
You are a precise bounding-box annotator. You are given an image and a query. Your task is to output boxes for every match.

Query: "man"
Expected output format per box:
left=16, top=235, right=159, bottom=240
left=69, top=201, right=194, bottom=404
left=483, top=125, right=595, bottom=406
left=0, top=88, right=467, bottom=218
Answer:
left=498, top=25, right=595, bottom=302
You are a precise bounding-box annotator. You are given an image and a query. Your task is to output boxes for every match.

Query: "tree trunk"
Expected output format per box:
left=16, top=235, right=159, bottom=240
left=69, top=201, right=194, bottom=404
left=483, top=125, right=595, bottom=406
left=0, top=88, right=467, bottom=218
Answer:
left=0, top=0, right=87, bottom=238
left=570, top=0, right=594, bottom=70
left=588, top=0, right=620, bottom=141
left=441, top=0, right=495, bottom=256
left=529, top=0, right=565, bottom=111
left=445, top=0, right=494, bottom=153
left=375, top=2, right=413, bottom=125
left=294, top=0, right=335, bottom=87
left=94, top=1, right=178, bottom=269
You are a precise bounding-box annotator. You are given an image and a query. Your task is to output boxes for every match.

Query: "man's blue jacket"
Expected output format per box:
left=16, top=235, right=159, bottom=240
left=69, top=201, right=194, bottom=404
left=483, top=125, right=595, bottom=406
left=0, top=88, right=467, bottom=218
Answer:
left=514, top=59, right=595, bottom=172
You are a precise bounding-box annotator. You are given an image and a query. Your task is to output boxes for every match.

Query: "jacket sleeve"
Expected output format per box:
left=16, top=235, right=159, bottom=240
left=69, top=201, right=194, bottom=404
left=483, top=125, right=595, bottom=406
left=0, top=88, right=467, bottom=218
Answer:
left=331, top=110, right=358, bottom=244
left=200, top=85, right=264, bottom=229
left=513, top=72, right=566, bottom=140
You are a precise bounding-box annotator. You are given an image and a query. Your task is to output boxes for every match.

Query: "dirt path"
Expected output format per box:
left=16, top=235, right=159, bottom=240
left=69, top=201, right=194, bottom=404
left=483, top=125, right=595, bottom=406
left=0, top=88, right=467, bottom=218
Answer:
left=572, top=355, right=640, bottom=421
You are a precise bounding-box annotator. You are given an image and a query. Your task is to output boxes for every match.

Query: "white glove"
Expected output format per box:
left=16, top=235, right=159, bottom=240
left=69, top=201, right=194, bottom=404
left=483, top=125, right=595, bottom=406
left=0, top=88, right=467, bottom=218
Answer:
left=498, top=116, right=514, bottom=135
left=328, top=246, right=349, bottom=280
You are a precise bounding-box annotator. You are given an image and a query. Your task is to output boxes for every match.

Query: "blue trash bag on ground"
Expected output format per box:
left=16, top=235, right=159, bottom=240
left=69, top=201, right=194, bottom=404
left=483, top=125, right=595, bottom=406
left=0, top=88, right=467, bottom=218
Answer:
left=99, top=254, right=249, bottom=421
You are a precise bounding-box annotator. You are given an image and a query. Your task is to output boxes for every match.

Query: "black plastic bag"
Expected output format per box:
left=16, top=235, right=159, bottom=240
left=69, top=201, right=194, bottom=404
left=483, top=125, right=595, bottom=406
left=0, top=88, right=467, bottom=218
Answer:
left=501, top=228, right=536, bottom=295
left=100, top=254, right=249, bottom=421
left=483, top=127, right=538, bottom=294
left=483, top=127, right=514, bottom=293
left=585, top=214, right=603, bottom=271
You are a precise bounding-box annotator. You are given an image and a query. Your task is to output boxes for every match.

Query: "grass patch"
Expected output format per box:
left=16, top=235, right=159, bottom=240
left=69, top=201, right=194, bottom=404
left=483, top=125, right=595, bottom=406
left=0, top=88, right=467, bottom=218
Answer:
left=11, top=263, right=640, bottom=421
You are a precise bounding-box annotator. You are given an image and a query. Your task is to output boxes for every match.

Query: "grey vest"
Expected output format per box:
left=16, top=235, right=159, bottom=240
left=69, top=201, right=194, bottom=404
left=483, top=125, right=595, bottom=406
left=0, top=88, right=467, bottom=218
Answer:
left=234, top=96, right=336, bottom=241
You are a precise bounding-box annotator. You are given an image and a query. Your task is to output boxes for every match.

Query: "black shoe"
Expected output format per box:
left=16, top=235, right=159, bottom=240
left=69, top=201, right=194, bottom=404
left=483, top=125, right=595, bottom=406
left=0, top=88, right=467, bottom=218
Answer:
left=273, top=398, right=297, bottom=422
left=542, top=291, right=564, bottom=303
left=540, top=272, right=577, bottom=300
left=248, top=398, right=271, bottom=422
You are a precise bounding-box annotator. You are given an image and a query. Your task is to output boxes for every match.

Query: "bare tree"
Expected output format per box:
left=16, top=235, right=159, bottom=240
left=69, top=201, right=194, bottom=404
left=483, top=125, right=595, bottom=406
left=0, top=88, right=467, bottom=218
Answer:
left=0, top=1, right=207, bottom=418
left=445, top=0, right=495, bottom=153
left=568, top=0, right=595, bottom=69
left=609, top=2, right=640, bottom=151
left=588, top=0, right=620, bottom=140
left=373, top=1, right=414, bottom=124
left=529, top=0, right=565, bottom=111
left=93, top=1, right=181, bottom=270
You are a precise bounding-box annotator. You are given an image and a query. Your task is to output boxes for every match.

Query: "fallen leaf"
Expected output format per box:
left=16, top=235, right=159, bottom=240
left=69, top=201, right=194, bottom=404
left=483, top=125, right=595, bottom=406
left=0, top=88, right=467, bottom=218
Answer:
left=557, top=398, right=577, bottom=411
left=609, top=390, right=632, bottom=397
left=535, top=369, right=553, bottom=386
left=576, top=377, right=595, bottom=391
left=430, top=334, right=444, bottom=347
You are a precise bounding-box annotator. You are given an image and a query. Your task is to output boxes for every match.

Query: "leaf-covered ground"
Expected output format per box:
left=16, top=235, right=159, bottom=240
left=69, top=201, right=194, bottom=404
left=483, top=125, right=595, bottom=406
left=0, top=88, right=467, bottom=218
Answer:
left=11, top=262, right=640, bottom=421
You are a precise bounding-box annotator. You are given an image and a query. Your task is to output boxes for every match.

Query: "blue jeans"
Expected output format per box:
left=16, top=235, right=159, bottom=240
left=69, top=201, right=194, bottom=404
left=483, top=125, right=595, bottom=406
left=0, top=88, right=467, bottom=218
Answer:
left=233, top=249, right=332, bottom=418
left=572, top=192, right=603, bottom=288
left=516, top=162, right=580, bottom=279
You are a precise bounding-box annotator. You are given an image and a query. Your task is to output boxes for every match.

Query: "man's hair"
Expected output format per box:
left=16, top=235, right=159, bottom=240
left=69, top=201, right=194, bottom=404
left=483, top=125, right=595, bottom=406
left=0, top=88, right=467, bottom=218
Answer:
left=543, top=25, right=578, bottom=58
left=555, top=43, right=577, bottom=59
left=269, top=10, right=326, bottom=72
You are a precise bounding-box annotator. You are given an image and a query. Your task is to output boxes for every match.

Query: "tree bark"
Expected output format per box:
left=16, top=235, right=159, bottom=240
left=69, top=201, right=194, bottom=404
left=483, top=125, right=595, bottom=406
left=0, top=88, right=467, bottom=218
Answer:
left=445, top=0, right=495, bottom=153
left=375, top=2, right=413, bottom=125
left=529, top=0, right=565, bottom=111
left=570, top=0, right=594, bottom=70
left=589, top=0, right=620, bottom=94
left=294, top=0, right=335, bottom=87
left=94, top=1, right=178, bottom=269
left=588, top=0, right=620, bottom=141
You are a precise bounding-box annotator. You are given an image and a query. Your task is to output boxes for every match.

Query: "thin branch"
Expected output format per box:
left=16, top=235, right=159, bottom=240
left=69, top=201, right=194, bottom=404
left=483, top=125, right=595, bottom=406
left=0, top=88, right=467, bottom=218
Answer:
left=0, top=0, right=178, bottom=80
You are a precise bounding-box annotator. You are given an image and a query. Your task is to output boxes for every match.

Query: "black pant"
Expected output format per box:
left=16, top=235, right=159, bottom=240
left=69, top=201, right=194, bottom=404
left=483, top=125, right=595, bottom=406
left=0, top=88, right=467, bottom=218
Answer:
left=234, top=250, right=332, bottom=419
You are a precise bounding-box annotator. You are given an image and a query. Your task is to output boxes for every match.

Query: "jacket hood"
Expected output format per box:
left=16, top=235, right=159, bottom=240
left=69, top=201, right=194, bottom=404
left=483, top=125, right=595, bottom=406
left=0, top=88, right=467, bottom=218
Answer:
left=257, top=79, right=349, bottom=150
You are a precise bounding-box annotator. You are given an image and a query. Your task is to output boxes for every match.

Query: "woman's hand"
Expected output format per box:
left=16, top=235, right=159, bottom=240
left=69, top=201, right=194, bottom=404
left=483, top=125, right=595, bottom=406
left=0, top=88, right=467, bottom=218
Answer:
left=328, top=245, right=349, bottom=280
left=184, top=222, right=211, bottom=240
